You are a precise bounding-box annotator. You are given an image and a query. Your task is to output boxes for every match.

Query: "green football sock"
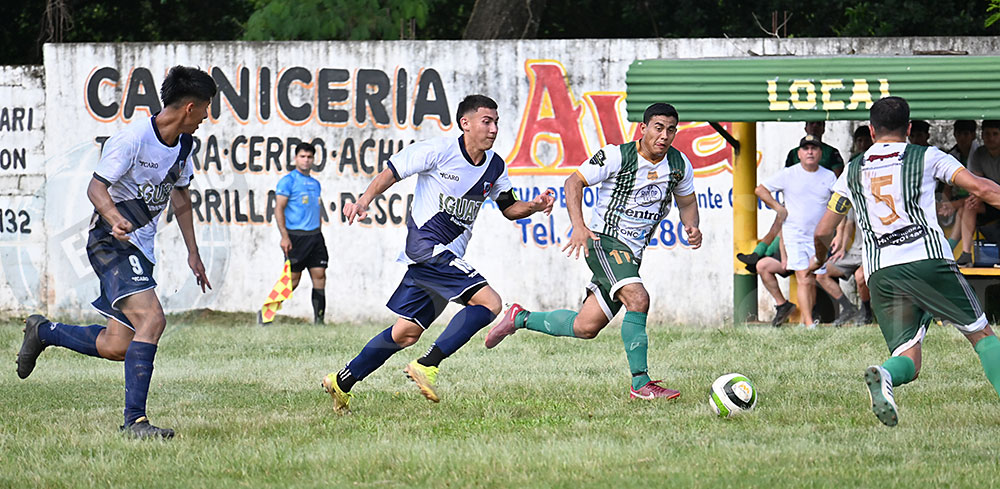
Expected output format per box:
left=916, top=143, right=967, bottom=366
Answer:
left=622, top=311, right=651, bottom=389
left=974, top=335, right=1000, bottom=398
left=521, top=310, right=577, bottom=337
left=765, top=237, right=781, bottom=257
left=752, top=241, right=768, bottom=256
left=881, top=355, right=916, bottom=387
left=948, top=237, right=960, bottom=249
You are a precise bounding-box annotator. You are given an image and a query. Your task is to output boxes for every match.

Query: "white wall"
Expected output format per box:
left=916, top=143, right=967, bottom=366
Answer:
left=0, top=66, right=46, bottom=314
left=2, top=37, right=1000, bottom=325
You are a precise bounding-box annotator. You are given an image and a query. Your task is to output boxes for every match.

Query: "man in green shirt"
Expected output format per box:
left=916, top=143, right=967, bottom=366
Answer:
left=785, top=121, right=845, bottom=176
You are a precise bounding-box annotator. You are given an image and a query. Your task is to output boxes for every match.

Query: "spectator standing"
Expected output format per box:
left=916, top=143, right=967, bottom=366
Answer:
left=785, top=121, right=845, bottom=176
left=757, top=135, right=837, bottom=327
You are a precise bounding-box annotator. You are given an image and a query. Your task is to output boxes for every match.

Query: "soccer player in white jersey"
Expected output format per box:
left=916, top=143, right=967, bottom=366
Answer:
left=812, top=96, right=1000, bottom=427
left=484, top=103, right=703, bottom=400
left=322, top=95, right=555, bottom=412
left=15, top=66, right=216, bottom=438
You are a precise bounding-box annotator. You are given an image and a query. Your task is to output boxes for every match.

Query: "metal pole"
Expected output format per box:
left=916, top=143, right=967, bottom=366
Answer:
left=732, top=122, right=758, bottom=324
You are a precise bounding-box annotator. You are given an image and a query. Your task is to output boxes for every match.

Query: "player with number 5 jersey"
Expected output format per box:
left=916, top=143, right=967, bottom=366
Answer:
left=485, top=103, right=703, bottom=401
left=322, top=95, right=555, bottom=412
left=15, top=66, right=217, bottom=439
left=812, top=96, right=1000, bottom=427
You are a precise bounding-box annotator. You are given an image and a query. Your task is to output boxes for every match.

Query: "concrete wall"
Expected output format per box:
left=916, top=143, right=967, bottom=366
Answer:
left=0, top=66, right=45, bottom=315
left=2, top=37, right=1000, bottom=325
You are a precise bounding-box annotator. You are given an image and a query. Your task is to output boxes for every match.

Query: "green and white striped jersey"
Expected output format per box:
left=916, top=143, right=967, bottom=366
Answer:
left=576, top=141, right=695, bottom=259
left=832, top=142, right=965, bottom=279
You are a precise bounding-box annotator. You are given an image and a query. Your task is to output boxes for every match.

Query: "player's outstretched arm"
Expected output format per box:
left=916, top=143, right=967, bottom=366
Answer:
left=343, top=168, right=397, bottom=225
left=171, top=187, right=212, bottom=292
left=87, top=176, right=132, bottom=241
left=561, top=172, right=596, bottom=259
left=675, top=192, right=702, bottom=249
left=954, top=168, right=1000, bottom=210
left=500, top=189, right=555, bottom=220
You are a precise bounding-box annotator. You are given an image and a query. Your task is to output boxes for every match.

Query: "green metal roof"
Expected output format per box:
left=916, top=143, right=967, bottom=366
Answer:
left=625, top=56, right=1000, bottom=122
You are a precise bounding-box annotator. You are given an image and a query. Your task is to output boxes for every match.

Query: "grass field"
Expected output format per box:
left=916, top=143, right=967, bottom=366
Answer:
left=3, top=312, right=1000, bottom=488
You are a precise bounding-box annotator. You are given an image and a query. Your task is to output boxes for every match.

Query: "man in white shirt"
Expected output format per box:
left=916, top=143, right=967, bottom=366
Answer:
left=754, top=135, right=837, bottom=327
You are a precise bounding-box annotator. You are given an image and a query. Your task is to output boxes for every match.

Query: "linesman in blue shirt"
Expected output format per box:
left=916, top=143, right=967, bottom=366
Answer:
left=275, top=142, right=329, bottom=324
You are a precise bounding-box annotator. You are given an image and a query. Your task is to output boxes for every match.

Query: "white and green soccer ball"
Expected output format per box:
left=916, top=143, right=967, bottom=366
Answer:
left=709, top=373, right=757, bottom=418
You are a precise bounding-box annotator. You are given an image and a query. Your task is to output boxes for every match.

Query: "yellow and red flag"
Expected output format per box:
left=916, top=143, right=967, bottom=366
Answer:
left=260, top=260, right=293, bottom=324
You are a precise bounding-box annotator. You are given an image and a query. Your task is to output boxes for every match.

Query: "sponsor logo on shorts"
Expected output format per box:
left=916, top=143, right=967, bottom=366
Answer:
left=132, top=276, right=150, bottom=282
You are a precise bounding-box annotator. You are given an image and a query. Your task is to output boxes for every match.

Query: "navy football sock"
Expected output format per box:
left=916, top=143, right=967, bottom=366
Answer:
left=433, top=305, right=497, bottom=359
left=417, top=344, right=446, bottom=368
left=312, top=289, right=325, bottom=323
left=37, top=322, right=105, bottom=358
left=123, top=341, right=157, bottom=425
left=344, top=326, right=403, bottom=384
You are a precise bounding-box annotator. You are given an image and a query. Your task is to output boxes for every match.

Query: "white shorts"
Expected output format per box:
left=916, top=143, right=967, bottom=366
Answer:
left=784, top=236, right=815, bottom=271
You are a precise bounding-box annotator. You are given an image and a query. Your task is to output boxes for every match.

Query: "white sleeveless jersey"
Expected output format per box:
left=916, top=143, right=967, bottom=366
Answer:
left=93, top=115, right=195, bottom=264
left=576, top=142, right=695, bottom=259
left=388, top=135, right=513, bottom=265
left=832, top=142, right=965, bottom=279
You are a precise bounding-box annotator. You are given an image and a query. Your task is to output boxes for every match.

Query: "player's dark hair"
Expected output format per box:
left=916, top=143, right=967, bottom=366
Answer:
left=869, top=96, right=909, bottom=137
left=295, top=142, right=316, bottom=155
left=954, top=120, right=977, bottom=133
left=853, top=125, right=870, bottom=138
left=161, top=66, right=217, bottom=107
left=643, top=103, right=679, bottom=124
left=910, top=120, right=930, bottom=134
left=983, top=120, right=1000, bottom=131
left=456, top=94, right=498, bottom=121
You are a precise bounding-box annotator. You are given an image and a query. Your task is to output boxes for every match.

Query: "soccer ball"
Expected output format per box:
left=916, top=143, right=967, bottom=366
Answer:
left=709, top=373, right=757, bottom=418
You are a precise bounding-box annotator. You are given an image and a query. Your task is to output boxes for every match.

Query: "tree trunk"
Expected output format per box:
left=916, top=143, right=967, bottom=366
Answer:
left=462, top=0, right=548, bottom=39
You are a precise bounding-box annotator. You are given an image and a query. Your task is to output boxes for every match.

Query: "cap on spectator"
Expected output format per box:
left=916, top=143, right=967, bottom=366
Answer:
left=799, top=134, right=822, bottom=148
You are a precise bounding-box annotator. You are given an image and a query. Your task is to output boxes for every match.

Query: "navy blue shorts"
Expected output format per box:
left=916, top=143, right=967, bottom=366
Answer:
left=386, top=251, right=488, bottom=329
left=87, top=228, right=156, bottom=331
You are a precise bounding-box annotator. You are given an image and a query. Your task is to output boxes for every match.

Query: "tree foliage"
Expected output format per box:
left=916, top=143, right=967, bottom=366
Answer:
left=532, top=0, right=998, bottom=39
left=1, top=0, right=998, bottom=66
left=242, top=0, right=434, bottom=40
left=1, top=0, right=252, bottom=65
left=462, top=0, right=548, bottom=39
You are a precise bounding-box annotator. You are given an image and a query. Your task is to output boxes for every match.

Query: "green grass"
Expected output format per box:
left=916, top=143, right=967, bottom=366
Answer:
left=3, top=316, right=1000, bottom=488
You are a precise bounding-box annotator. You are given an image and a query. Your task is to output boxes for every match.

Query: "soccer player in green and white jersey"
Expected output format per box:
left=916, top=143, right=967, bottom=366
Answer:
left=485, top=103, right=702, bottom=400
left=812, top=96, right=1000, bottom=427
